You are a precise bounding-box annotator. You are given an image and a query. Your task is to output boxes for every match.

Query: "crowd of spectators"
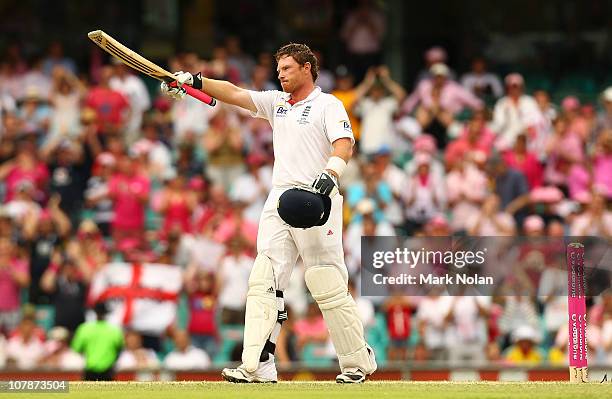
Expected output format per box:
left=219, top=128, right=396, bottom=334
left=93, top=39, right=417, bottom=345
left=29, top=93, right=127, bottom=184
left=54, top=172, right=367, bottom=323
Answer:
left=1, top=16, right=612, bottom=373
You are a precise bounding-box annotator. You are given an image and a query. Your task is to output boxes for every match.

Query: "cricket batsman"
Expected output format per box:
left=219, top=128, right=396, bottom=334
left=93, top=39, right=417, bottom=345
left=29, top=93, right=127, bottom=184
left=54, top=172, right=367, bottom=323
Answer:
left=160, top=43, right=376, bottom=383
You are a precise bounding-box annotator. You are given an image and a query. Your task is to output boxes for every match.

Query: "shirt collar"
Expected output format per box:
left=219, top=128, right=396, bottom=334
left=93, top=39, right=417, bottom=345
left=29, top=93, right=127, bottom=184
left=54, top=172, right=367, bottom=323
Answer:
left=284, top=86, right=321, bottom=105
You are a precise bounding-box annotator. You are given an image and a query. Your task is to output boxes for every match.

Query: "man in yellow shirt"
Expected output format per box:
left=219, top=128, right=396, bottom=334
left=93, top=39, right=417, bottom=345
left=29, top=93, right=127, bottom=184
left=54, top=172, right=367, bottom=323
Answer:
left=504, top=325, right=544, bottom=364
left=331, top=66, right=361, bottom=141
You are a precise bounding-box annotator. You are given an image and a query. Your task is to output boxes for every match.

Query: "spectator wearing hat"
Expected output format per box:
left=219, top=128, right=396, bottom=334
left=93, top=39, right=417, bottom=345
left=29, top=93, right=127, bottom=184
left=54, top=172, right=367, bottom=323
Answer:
left=346, top=160, right=394, bottom=224
left=85, top=65, right=130, bottom=135
left=560, top=96, right=590, bottom=141
left=17, top=86, right=52, bottom=137
left=332, top=66, right=361, bottom=141
left=401, top=152, right=446, bottom=235
left=402, top=63, right=482, bottom=149
left=72, top=302, right=124, bottom=380
left=460, top=57, right=503, bottom=100
left=404, top=135, right=445, bottom=181
left=3, top=179, right=42, bottom=225
left=39, top=326, right=85, bottom=370
left=491, top=73, right=545, bottom=151
left=544, top=116, right=585, bottom=190
left=345, top=198, right=395, bottom=276
left=85, top=152, right=116, bottom=237
left=415, top=46, right=457, bottom=83
left=353, top=66, right=406, bottom=155
left=504, top=325, right=543, bottom=364
left=596, top=87, right=612, bottom=134
left=0, top=237, right=29, bottom=335
left=593, top=130, right=612, bottom=199
left=163, top=329, right=211, bottom=371
left=446, top=155, right=488, bottom=233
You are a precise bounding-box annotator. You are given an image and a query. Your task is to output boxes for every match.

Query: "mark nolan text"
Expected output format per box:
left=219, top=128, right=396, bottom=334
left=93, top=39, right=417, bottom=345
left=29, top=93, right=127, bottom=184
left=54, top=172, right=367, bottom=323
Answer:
left=373, top=273, right=494, bottom=285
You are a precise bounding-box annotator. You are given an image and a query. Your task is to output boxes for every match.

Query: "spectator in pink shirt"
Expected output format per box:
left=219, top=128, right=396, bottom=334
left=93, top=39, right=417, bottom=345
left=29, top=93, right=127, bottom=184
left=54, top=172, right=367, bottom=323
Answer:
left=85, top=66, right=130, bottom=135
left=445, top=110, right=495, bottom=166
left=108, top=156, right=150, bottom=246
left=593, top=130, right=612, bottom=199
left=0, top=238, right=29, bottom=335
left=544, top=116, right=585, bottom=188
left=502, top=134, right=543, bottom=190
left=402, top=63, right=482, bottom=149
left=0, top=135, right=49, bottom=203
left=561, top=96, right=590, bottom=141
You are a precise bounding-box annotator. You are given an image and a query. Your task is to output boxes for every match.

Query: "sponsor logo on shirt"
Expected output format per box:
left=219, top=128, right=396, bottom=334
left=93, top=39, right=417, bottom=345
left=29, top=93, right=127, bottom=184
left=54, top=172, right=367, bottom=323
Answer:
left=276, top=105, right=288, bottom=117
left=340, top=120, right=352, bottom=133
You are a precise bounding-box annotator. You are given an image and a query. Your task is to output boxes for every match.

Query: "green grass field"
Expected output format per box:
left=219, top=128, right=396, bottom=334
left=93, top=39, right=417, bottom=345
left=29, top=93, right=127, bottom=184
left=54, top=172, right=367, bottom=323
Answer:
left=2, top=381, right=609, bottom=399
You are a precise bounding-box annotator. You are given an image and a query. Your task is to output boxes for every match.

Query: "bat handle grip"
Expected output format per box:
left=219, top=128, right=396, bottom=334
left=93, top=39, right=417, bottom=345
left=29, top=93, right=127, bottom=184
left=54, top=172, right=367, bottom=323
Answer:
left=183, top=85, right=217, bottom=106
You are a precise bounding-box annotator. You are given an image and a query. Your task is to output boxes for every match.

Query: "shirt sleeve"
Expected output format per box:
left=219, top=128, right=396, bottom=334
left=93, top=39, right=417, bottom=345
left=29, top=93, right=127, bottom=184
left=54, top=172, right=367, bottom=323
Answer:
left=323, top=98, right=355, bottom=144
left=247, top=90, right=282, bottom=121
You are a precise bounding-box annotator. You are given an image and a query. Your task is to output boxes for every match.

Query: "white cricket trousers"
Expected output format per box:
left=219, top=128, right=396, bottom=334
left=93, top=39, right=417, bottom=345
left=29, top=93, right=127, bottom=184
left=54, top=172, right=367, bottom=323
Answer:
left=257, top=187, right=348, bottom=291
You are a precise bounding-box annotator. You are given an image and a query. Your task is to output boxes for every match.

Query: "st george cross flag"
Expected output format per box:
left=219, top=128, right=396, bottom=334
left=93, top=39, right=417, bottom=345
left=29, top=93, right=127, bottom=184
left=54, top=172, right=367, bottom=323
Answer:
left=88, top=262, right=183, bottom=335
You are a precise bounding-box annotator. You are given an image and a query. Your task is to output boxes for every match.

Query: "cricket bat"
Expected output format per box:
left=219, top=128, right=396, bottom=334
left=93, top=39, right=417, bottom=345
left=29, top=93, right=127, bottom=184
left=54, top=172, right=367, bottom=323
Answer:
left=88, top=30, right=216, bottom=106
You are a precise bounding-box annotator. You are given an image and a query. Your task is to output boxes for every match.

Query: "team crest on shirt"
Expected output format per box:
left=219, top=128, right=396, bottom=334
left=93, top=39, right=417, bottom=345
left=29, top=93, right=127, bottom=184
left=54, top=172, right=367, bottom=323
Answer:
left=297, top=105, right=312, bottom=125
left=340, top=120, right=352, bottom=133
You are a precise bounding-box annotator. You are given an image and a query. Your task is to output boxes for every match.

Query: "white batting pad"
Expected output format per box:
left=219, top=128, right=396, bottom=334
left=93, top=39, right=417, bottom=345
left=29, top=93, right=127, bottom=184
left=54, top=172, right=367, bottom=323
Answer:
left=304, top=266, right=377, bottom=375
left=242, top=254, right=278, bottom=372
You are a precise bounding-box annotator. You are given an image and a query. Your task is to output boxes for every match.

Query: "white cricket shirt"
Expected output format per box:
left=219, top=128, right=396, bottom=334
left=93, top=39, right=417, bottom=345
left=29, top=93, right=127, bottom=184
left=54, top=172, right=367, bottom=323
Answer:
left=249, top=87, right=354, bottom=188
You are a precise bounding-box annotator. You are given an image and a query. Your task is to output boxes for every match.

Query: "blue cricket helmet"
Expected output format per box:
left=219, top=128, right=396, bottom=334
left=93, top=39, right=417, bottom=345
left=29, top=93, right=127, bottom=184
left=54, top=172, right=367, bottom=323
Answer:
left=277, top=187, right=331, bottom=229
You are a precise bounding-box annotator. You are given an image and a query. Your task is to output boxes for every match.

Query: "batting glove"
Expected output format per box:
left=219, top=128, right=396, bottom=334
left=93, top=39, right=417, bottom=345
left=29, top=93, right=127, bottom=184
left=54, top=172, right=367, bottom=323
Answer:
left=160, top=71, right=203, bottom=99
left=312, top=170, right=338, bottom=197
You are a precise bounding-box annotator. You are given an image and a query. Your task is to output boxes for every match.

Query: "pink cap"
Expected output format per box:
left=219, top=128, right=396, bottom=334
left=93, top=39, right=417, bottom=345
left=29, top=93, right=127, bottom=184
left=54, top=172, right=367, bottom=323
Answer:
left=425, top=46, right=447, bottom=63
left=523, top=215, right=544, bottom=232
left=561, top=96, right=580, bottom=112
left=413, top=134, right=437, bottom=153
left=530, top=186, right=564, bottom=203
left=188, top=176, right=206, bottom=190
left=505, top=73, right=524, bottom=86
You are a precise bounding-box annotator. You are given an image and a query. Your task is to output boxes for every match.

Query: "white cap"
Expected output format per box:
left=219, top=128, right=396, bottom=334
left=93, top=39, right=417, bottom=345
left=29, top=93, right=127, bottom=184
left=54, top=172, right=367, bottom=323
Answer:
left=512, top=325, right=541, bottom=343
left=430, top=63, right=449, bottom=77
left=602, top=86, right=612, bottom=102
